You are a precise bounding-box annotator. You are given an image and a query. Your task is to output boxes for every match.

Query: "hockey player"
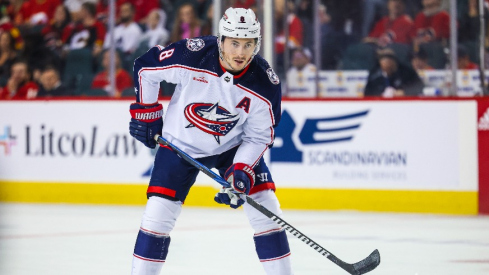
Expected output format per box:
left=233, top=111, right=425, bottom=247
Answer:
left=129, top=7, right=293, bottom=275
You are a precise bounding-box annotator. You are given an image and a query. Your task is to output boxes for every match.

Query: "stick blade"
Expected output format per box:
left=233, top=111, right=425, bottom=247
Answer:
left=351, top=249, right=381, bottom=275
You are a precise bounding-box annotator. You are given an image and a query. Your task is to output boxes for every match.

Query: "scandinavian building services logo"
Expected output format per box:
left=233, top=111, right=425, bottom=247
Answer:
left=479, top=108, right=489, bottom=131
left=0, top=126, right=16, bottom=155
left=270, top=110, right=369, bottom=163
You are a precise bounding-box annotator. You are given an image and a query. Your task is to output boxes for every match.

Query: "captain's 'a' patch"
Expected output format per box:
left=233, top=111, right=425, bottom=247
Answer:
left=266, top=68, right=280, bottom=85
left=186, top=38, right=205, bottom=51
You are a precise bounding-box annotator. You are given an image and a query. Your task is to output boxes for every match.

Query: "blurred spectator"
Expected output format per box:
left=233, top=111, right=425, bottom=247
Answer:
left=95, top=0, right=159, bottom=24
left=364, top=49, right=424, bottom=96
left=323, top=0, right=363, bottom=39
left=297, top=0, right=313, bottom=51
left=37, top=66, right=68, bottom=97
left=194, top=0, right=213, bottom=20
left=229, top=0, right=255, bottom=9
left=140, top=9, right=169, bottom=49
left=201, top=3, right=214, bottom=36
left=364, top=0, right=414, bottom=47
left=65, top=0, right=97, bottom=20
left=7, top=0, right=26, bottom=26
left=286, top=48, right=317, bottom=98
left=15, top=0, right=61, bottom=26
left=0, top=31, right=19, bottom=84
left=23, top=30, right=62, bottom=77
left=362, top=0, right=388, bottom=38
left=458, top=0, right=489, bottom=44
left=103, top=2, right=142, bottom=55
left=62, top=2, right=106, bottom=56
left=127, top=0, right=160, bottom=24
left=91, top=50, right=132, bottom=97
left=275, top=0, right=303, bottom=54
left=170, top=3, right=201, bottom=43
left=317, top=4, right=340, bottom=70
left=458, top=45, right=479, bottom=69
left=96, top=0, right=121, bottom=24
left=0, top=2, right=24, bottom=50
left=412, top=0, right=450, bottom=47
left=297, top=0, right=313, bottom=19
left=0, top=60, right=39, bottom=99
left=42, top=4, right=71, bottom=56
left=411, top=48, right=434, bottom=71
left=275, top=0, right=304, bottom=76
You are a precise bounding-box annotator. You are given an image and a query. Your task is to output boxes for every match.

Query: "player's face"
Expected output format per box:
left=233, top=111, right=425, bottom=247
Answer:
left=221, top=37, right=256, bottom=73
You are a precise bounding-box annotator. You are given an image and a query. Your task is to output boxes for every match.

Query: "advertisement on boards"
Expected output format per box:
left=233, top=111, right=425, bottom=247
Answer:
left=0, top=101, right=156, bottom=184
left=0, top=100, right=479, bottom=193
left=268, top=101, right=478, bottom=192
left=478, top=98, right=489, bottom=214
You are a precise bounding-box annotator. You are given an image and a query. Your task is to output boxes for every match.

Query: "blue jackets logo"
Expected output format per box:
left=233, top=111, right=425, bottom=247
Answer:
left=184, top=102, right=240, bottom=144
left=270, top=110, right=369, bottom=163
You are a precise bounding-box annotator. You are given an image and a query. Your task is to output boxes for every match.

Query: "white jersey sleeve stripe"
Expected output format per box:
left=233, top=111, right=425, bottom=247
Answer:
left=138, top=65, right=219, bottom=103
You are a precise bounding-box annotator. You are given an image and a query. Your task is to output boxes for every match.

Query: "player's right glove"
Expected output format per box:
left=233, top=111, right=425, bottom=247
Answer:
left=129, top=102, right=163, bottom=149
left=214, top=163, right=255, bottom=209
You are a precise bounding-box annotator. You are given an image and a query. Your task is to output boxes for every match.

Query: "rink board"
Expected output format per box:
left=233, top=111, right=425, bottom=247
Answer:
left=0, top=99, right=485, bottom=214
left=0, top=181, right=477, bottom=215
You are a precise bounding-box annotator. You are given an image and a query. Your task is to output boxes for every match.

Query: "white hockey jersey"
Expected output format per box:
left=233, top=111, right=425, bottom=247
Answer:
left=133, top=36, right=282, bottom=167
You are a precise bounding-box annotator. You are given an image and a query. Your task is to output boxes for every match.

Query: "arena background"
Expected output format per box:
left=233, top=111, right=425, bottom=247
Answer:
left=1, top=0, right=489, bottom=216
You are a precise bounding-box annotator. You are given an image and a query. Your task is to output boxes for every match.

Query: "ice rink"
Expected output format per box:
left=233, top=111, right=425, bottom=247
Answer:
left=0, top=203, right=488, bottom=275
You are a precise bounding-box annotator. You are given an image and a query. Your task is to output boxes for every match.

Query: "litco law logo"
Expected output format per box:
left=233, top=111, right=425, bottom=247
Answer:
left=0, top=126, right=16, bottom=155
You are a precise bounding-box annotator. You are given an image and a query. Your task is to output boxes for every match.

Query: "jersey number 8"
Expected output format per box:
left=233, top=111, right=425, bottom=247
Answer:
left=159, top=49, right=175, bottom=62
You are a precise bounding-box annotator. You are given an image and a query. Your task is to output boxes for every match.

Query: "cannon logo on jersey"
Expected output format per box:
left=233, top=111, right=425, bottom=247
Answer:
left=266, top=68, right=280, bottom=85
left=184, top=102, right=240, bottom=144
left=186, top=38, right=205, bottom=51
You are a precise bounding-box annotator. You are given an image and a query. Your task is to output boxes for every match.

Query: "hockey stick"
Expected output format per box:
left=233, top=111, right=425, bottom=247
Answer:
left=154, top=135, right=380, bottom=274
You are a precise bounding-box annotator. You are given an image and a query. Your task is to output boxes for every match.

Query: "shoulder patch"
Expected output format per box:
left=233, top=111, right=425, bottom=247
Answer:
left=186, top=38, right=205, bottom=51
left=266, top=68, right=280, bottom=85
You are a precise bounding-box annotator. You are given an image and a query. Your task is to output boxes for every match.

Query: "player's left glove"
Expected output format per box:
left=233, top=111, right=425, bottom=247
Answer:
left=129, top=102, right=163, bottom=149
left=214, top=163, right=255, bottom=209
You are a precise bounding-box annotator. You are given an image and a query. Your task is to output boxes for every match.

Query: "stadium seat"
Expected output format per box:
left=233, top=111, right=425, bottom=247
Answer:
left=82, top=88, right=109, bottom=97
left=63, top=48, right=94, bottom=96
left=386, top=43, right=412, bottom=65
left=419, top=42, right=447, bottom=69
left=128, top=42, right=152, bottom=73
left=340, top=43, right=377, bottom=70
left=120, top=87, right=136, bottom=97
left=460, top=41, right=479, bottom=64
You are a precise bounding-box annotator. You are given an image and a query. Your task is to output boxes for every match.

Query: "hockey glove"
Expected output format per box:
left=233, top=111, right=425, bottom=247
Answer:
left=129, top=102, right=163, bottom=149
left=214, top=163, right=255, bottom=209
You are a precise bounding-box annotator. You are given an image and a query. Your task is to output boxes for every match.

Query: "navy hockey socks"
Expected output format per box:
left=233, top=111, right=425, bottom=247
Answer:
left=133, top=228, right=171, bottom=263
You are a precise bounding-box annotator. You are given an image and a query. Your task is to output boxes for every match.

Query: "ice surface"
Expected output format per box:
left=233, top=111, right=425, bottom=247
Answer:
left=0, top=203, right=488, bottom=275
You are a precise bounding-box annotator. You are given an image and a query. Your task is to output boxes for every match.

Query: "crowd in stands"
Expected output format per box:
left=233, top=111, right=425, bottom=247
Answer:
left=0, top=0, right=486, bottom=99
left=284, top=0, right=489, bottom=97
left=0, top=0, right=227, bottom=99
